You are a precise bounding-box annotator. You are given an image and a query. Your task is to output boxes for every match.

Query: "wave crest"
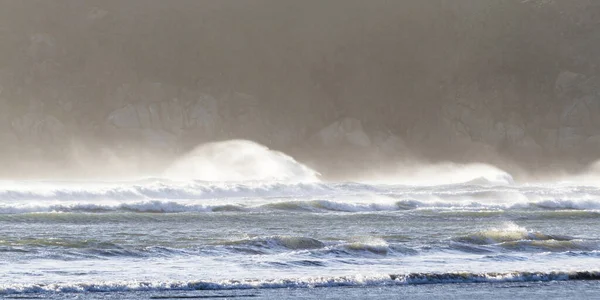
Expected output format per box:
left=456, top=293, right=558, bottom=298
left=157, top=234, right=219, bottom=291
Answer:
left=163, top=140, right=320, bottom=182
left=220, top=236, right=326, bottom=253
left=1, top=271, right=598, bottom=295
left=454, top=223, right=573, bottom=245
left=452, top=223, right=597, bottom=252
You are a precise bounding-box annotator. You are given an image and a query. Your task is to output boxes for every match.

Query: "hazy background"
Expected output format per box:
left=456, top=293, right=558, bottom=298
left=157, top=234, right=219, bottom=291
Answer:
left=0, top=0, right=599, bottom=179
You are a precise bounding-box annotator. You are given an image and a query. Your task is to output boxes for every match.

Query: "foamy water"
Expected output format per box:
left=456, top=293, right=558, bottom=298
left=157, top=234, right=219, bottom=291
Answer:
left=0, top=141, right=599, bottom=297
left=0, top=178, right=599, bottom=296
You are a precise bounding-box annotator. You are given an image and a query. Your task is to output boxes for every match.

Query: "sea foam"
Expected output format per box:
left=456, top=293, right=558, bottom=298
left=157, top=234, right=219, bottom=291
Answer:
left=1, top=271, right=598, bottom=295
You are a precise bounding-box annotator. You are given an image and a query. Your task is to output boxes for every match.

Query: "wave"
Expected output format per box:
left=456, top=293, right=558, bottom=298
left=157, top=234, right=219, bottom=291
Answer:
left=3, top=228, right=596, bottom=261
left=0, top=201, right=216, bottom=214
left=0, top=238, right=195, bottom=259
left=454, top=223, right=573, bottom=245
left=452, top=223, right=598, bottom=252
left=1, top=271, right=598, bottom=295
left=214, top=236, right=421, bottom=258
left=362, top=162, right=516, bottom=186
left=0, top=235, right=417, bottom=260
left=0, top=199, right=407, bottom=214
left=338, top=238, right=391, bottom=255
left=2, top=179, right=600, bottom=214
left=3, top=198, right=600, bottom=214
left=163, top=140, right=320, bottom=182
left=0, top=180, right=338, bottom=202
left=214, top=236, right=405, bottom=257
left=218, top=236, right=326, bottom=254
left=262, top=199, right=407, bottom=212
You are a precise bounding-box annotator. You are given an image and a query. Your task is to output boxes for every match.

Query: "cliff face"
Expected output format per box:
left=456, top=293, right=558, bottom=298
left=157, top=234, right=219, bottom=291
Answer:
left=0, top=0, right=599, bottom=178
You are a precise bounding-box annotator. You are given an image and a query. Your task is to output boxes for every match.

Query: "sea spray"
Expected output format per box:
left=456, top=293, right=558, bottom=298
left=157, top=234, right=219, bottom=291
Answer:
left=163, top=140, right=320, bottom=182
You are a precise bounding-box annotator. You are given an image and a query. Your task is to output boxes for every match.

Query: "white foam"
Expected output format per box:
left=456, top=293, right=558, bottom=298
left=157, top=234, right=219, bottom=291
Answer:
left=1, top=178, right=600, bottom=214
left=0, top=180, right=333, bottom=201
left=0, top=271, right=598, bottom=295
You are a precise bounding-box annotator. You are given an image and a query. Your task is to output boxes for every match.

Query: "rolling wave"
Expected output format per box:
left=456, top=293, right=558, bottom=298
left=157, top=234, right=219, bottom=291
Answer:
left=2, top=198, right=600, bottom=214
left=5, top=227, right=596, bottom=262
left=454, top=223, right=574, bottom=245
left=0, top=238, right=196, bottom=259
left=0, top=180, right=339, bottom=201
left=1, top=271, right=598, bottom=295
left=1, top=179, right=600, bottom=214
left=218, top=236, right=326, bottom=253
left=452, top=223, right=599, bottom=252
left=0, top=235, right=405, bottom=259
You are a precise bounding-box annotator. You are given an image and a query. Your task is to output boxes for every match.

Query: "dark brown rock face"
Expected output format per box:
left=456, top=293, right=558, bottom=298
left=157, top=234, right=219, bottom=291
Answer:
left=0, top=0, right=599, bottom=178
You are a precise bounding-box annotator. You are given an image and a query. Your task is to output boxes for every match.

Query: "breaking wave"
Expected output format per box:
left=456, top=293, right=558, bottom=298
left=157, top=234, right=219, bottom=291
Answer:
left=363, top=162, right=516, bottom=186
left=212, top=236, right=412, bottom=257
left=2, top=177, right=600, bottom=214
left=452, top=223, right=598, bottom=252
left=163, top=140, right=320, bottom=182
left=0, top=180, right=337, bottom=202
left=0, top=234, right=426, bottom=261
left=218, top=236, right=326, bottom=253
left=338, top=238, right=391, bottom=255
left=454, top=223, right=573, bottom=245
left=1, top=271, right=598, bottom=295
left=2, top=198, right=600, bottom=215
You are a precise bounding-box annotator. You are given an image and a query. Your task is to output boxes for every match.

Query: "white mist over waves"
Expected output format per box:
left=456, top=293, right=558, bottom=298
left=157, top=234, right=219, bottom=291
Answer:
left=4, top=140, right=600, bottom=213
left=552, top=160, right=600, bottom=187
left=359, top=162, right=515, bottom=186
left=2, top=182, right=600, bottom=213
left=163, top=140, right=320, bottom=182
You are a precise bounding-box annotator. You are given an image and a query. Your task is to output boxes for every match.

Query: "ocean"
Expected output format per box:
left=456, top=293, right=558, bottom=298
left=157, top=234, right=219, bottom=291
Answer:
left=0, top=175, right=599, bottom=299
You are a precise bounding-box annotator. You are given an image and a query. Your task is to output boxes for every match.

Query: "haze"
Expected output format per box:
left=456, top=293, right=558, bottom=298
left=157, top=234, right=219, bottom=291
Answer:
left=0, top=0, right=599, bottom=181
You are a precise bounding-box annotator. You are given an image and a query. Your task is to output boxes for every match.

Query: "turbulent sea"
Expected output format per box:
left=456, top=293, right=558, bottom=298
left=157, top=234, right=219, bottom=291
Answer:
left=1, top=174, right=599, bottom=299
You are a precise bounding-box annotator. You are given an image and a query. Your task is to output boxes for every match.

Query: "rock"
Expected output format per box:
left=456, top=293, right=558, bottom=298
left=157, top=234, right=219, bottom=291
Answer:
left=485, top=122, right=508, bottom=147
left=156, top=99, right=186, bottom=135
left=140, top=129, right=179, bottom=152
left=87, top=6, right=109, bottom=21
left=504, top=122, right=526, bottom=143
left=557, top=127, right=587, bottom=151
left=430, top=116, right=473, bottom=147
left=441, top=101, right=507, bottom=147
left=106, top=84, right=134, bottom=111
left=556, top=71, right=600, bottom=133
left=540, top=128, right=559, bottom=149
left=261, top=126, right=304, bottom=149
left=221, top=92, right=266, bottom=140
left=585, top=135, right=600, bottom=149
left=11, top=113, right=66, bottom=145
left=555, top=71, right=584, bottom=96
left=460, top=141, right=500, bottom=162
left=541, top=111, right=560, bottom=128
left=107, top=104, right=140, bottom=129
left=28, top=33, right=57, bottom=61
left=106, top=91, right=220, bottom=154
left=0, top=131, right=19, bottom=155
left=107, top=93, right=219, bottom=137
left=137, top=81, right=178, bottom=104
left=186, top=94, right=219, bottom=135
left=560, top=95, right=598, bottom=129
left=510, top=136, right=543, bottom=154
left=313, top=117, right=371, bottom=148
left=371, top=132, right=410, bottom=156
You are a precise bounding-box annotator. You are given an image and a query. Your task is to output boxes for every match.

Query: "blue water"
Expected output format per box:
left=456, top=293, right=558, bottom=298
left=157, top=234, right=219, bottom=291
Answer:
left=0, top=178, right=598, bottom=298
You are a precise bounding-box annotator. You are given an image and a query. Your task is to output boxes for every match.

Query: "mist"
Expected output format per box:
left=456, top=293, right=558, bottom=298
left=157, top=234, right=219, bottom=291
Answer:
left=1, top=0, right=599, bottom=181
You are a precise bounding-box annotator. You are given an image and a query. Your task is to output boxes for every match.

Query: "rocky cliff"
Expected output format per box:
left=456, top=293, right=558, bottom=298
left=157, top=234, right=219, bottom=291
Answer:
left=0, top=0, right=599, bottom=178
